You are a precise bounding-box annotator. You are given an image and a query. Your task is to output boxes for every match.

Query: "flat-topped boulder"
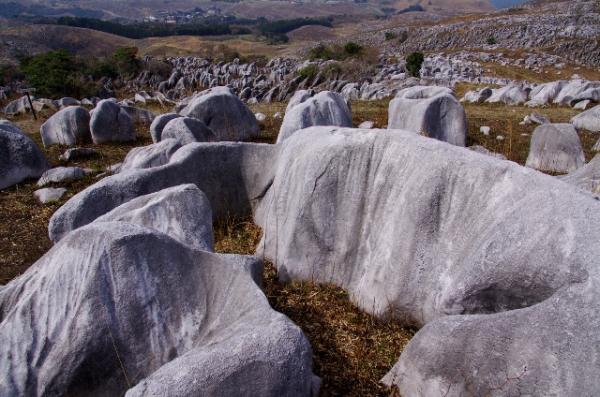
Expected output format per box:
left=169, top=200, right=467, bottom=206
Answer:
left=525, top=123, right=584, bottom=173
left=388, top=86, right=466, bottom=146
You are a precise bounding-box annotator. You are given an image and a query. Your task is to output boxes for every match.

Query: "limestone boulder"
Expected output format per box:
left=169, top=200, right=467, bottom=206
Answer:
left=0, top=120, right=49, bottom=189
left=161, top=117, right=215, bottom=145
left=278, top=91, right=352, bottom=143
left=40, top=106, right=91, bottom=147
left=150, top=113, right=182, bottom=143
left=179, top=86, right=259, bottom=141
left=571, top=105, right=600, bottom=132
left=388, top=86, right=466, bottom=146
left=525, top=123, right=584, bottom=173
left=120, top=139, right=182, bottom=172
left=0, top=222, right=317, bottom=397
left=90, top=100, right=136, bottom=144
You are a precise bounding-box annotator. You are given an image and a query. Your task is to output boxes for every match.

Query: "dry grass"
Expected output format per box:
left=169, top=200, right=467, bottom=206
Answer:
left=0, top=111, right=153, bottom=284
left=214, top=218, right=414, bottom=397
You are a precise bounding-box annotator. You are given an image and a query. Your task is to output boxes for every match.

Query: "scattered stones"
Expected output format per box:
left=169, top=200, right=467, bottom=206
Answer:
left=39, top=106, right=91, bottom=147
left=526, top=123, right=584, bottom=173
left=161, top=117, right=215, bottom=145
left=90, top=100, right=136, bottom=144
left=0, top=120, right=49, bottom=189
left=37, top=166, right=90, bottom=187
left=388, top=86, right=467, bottom=146
left=33, top=187, right=67, bottom=204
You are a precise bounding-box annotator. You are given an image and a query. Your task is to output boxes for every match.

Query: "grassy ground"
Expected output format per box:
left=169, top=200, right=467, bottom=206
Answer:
left=214, top=218, right=414, bottom=397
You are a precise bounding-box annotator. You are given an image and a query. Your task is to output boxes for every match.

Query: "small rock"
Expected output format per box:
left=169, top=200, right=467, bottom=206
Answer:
left=480, top=126, right=491, bottom=135
left=574, top=100, right=591, bottom=110
left=359, top=121, right=375, bottom=129
left=496, top=135, right=505, bottom=141
left=34, top=187, right=67, bottom=204
left=273, top=112, right=282, bottom=119
left=255, top=113, right=267, bottom=122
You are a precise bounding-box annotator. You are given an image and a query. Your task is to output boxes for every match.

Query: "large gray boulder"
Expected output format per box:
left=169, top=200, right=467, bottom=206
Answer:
left=0, top=120, right=49, bottom=189
left=526, top=81, right=565, bottom=107
left=460, top=87, right=492, bottom=103
left=161, top=117, right=215, bottom=145
left=179, top=86, right=259, bottom=141
left=39, top=106, right=91, bottom=147
left=277, top=91, right=352, bottom=143
left=94, top=184, right=214, bottom=251
left=3, top=96, right=31, bottom=115
left=150, top=113, right=182, bottom=143
left=286, top=89, right=314, bottom=112
left=571, top=105, right=600, bottom=132
left=120, top=139, right=182, bottom=173
left=486, top=85, right=528, bottom=105
left=254, top=126, right=600, bottom=397
left=525, top=123, right=584, bottom=173
left=49, top=142, right=276, bottom=242
left=90, top=100, right=136, bottom=144
left=0, top=222, right=317, bottom=397
left=560, top=154, right=600, bottom=193
left=388, top=86, right=466, bottom=146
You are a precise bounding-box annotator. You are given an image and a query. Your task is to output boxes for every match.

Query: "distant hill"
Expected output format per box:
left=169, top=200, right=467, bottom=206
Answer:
left=392, top=0, right=495, bottom=14
left=490, top=0, right=528, bottom=7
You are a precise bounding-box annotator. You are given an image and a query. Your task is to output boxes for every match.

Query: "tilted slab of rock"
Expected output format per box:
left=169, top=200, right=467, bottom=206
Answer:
left=94, top=184, right=214, bottom=251
left=277, top=91, right=352, bottom=143
left=254, top=126, right=600, bottom=396
left=559, top=154, right=600, bottom=194
left=179, top=86, right=259, bottom=141
left=37, top=166, right=90, bottom=187
left=388, top=86, right=466, bottom=146
left=120, top=139, right=182, bottom=173
left=49, top=142, right=276, bottom=242
left=571, top=104, right=600, bottom=132
left=0, top=120, right=49, bottom=189
left=525, top=123, right=584, bottom=173
left=0, top=222, right=317, bottom=396
left=90, top=100, right=136, bottom=144
left=40, top=106, right=91, bottom=147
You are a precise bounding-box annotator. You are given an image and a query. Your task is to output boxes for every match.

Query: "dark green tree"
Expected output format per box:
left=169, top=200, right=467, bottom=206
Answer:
left=343, top=42, right=363, bottom=56
left=406, top=52, right=424, bottom=77
left=20, top=49, right=79, bottom=97
left=112, top=47, right=141, bottom=78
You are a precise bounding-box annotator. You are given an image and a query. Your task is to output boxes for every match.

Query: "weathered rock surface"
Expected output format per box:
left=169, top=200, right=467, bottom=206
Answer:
left=120, top=139, right=182, bottom=172
left=560, top=154, right=600, bottom=193
left=277, top=91, right=352, bottom=143
left=179, top=86, right=259, bottom=141
left=525, top=123, right=584, bottom=173
left=161, top=117, right=215, bottom=145
left=571, top=105, right=600, bottom=132
left=468, top=145, right=507, bottom=160
left=90, top=100, right=136, bottom=144
left=150, top=113, right=182, bottom=143
left=39, top=106, right=91, bottom=147
left=37, top=166, right=89, bottom=187
left=388, top=86, right=466, bottom=146
left=59, top=147, right=99, bottom=162
left=94, top=184, right=214, bottom=251
left=33, top=187, right=67, bottom=204
left=253, top=125, right=600, bottom=397
left=0, top=120, right=49, bottom=189
left=49, top=142, right=276, bottom=241
left=0, top=222, right=317, bottom=397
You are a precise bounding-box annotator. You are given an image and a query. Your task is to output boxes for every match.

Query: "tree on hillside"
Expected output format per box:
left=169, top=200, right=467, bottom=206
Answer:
left=20, top=49, right=81, bottom=97
left=406, top=52, right=424, bottom=77
left=112, top=47, right=141, bottom=78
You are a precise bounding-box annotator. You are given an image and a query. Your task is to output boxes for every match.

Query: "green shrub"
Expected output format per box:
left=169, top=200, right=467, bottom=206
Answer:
left=343, top=42, right=363, bottom=56
left=487, top=36, right=497, bottom=45
left=384, top=32, right=397, bottom=40
left=20, top=49, right=85, bottom=97
left=406, top=52, right=424, bottom=77
left=112, top=47, right=141, bottom=78
left=308, top=43, right=337, bottom=60
left=297, top=64, right=319, bottom=81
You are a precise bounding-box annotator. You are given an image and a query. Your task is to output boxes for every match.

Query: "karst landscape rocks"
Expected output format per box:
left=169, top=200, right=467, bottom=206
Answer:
left=2, top=0, right=600, bottom=394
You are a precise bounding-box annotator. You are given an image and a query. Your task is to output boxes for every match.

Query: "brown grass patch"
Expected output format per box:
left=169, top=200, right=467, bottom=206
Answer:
left=214, top=217, right=414, bottom=397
